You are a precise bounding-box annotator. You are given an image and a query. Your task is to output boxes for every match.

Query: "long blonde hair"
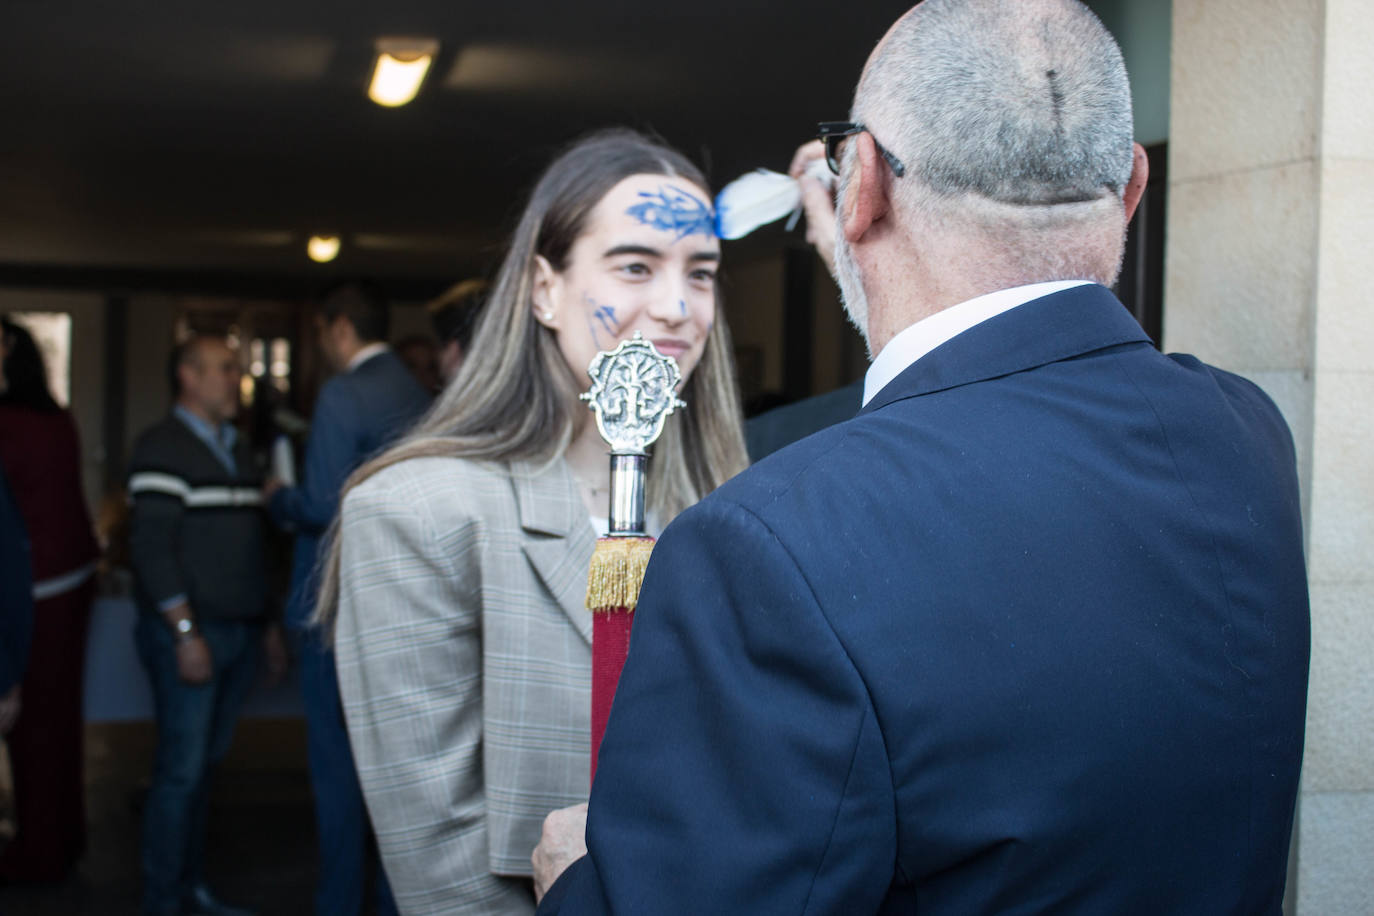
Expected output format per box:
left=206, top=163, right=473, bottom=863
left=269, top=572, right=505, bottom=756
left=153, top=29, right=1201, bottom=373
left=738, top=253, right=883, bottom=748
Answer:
left=314, top=128, right=749, bottom=633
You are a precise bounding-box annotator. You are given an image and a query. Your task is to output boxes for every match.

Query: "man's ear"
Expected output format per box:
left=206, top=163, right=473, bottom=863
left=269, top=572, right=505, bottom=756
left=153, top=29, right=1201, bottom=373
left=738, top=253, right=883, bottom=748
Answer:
left=1122, top=142, right=1149, bottom=224
left=531, top=255, right=562, bottom=328
left=176, top=360, right=196, bottom=398
left=841, top=131, right=892, bottom=244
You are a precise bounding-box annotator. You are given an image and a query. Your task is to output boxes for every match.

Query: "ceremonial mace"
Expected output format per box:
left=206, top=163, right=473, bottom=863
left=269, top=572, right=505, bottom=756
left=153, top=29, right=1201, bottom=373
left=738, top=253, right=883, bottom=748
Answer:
left=580, top=332, right=686, bottom=781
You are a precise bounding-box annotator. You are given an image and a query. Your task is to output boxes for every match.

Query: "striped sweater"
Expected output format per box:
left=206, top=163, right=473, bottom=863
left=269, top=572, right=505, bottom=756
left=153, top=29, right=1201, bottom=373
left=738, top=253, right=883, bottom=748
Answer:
left=126, top=413, right=269, bottom=622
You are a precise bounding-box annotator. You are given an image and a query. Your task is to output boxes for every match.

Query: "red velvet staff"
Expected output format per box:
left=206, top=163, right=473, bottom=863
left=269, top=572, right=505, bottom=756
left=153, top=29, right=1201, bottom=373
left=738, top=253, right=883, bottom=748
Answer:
left=580, top=333, right=685, bottom=782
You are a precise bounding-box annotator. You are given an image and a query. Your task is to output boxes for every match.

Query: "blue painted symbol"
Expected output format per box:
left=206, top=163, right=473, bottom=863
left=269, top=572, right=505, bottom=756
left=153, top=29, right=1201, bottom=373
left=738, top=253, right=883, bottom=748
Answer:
left=626, top=185, right=716, bottom=239
left=593, top=305, right=619, bottom=337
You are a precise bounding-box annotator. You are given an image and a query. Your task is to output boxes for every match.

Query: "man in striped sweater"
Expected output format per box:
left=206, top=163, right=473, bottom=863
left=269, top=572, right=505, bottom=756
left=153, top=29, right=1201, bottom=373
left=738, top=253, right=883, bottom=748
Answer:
left=127, top=334, right=285, bottom=916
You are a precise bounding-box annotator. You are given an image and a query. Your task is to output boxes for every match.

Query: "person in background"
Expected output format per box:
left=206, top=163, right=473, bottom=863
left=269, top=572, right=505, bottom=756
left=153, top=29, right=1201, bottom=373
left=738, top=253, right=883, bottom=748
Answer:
left=394, top=335, right=442, bottom=396
left=314, top=129, right=749, bottom=915
left=0, top=467, right=32, bottom=741
left=127, top=335, right=285, bottom=916
left=0, top=316, right=100, bottom=884
left=426, top=277, right=489, bottom=385
left=263, top=280, right=428, bottom=916
left=533, top=1, right=1309, bottom=911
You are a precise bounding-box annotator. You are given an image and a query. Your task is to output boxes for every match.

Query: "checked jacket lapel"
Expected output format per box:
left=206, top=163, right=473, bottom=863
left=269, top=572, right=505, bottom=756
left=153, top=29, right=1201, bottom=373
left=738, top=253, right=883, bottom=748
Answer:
left=511, top=458, right=595, bottom=645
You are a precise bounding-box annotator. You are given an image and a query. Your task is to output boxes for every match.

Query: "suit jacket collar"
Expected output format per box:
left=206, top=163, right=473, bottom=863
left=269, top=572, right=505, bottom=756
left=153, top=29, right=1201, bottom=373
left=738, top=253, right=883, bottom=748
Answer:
left=862, top=284, right=1151, bottom=415
left=512, top=457, right=594, bottom=644
left=346, top=341, right=389, bottom=373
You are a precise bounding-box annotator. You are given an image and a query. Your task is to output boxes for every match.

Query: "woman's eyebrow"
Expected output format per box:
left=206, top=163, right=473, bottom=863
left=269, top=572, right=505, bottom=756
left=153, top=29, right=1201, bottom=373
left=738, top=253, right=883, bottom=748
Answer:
left=602, top=244, right=663, bottom=259
left=602, top=244, right=720, bottom=263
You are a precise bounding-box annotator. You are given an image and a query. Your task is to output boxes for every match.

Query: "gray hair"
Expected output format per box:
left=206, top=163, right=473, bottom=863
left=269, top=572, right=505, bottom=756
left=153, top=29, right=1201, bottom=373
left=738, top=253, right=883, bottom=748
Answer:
left=856, top=0, right=1133, bottom=215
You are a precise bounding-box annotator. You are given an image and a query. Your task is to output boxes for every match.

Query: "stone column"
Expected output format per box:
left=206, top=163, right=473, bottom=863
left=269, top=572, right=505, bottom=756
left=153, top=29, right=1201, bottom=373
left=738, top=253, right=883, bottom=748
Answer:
left=1165, top=2, right=1374, bottom=913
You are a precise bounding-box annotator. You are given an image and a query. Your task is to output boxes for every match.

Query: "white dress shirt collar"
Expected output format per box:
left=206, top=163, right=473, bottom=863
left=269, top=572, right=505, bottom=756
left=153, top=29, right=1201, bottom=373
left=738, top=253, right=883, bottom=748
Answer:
left=347, top=341, right=389, bottom=373
left=862, top=280, right=1092, bottom=407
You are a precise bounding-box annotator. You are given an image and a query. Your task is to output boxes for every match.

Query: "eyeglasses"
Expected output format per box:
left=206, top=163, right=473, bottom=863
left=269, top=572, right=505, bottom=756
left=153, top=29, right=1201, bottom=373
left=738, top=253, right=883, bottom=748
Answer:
left=817, top=121, right=907, bottom=178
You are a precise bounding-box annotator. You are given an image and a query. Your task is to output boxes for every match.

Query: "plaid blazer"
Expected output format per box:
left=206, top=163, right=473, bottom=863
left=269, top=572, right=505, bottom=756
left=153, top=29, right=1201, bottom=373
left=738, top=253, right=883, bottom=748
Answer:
left=336, top=454, right=594, bottom=916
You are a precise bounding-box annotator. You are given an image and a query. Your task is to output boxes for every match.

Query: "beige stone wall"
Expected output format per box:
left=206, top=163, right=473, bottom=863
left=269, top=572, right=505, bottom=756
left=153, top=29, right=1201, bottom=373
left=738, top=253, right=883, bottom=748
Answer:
left=1166, top=2, right=1374, bottom=912
left=1299, top=1, right=1374, bottom=911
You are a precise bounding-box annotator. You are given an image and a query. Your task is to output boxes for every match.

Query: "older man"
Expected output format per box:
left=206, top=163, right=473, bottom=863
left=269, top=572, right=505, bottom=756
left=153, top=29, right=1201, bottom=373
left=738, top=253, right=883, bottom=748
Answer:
left=533, top=1, right=1310, bottom=913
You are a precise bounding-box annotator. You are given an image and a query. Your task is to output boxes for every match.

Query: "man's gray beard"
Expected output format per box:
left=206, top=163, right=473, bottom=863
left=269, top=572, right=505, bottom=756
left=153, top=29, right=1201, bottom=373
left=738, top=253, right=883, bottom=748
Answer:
left=832, top=208, right=871, bottom=354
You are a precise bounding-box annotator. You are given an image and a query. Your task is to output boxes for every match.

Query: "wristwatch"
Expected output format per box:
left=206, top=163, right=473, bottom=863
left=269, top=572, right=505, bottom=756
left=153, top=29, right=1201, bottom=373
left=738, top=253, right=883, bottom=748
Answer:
left=172, top=617, right=197, bottom=643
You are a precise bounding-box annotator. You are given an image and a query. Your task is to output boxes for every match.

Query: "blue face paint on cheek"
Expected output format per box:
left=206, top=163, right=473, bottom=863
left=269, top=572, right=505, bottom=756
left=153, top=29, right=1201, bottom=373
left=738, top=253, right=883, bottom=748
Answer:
left=678, top=299, right=687, bottom=316
left=584, top=295, right=621, bottom=338
left=626, top=185, right=716, bottom=239
left=595, top=306, right=619, bottom=335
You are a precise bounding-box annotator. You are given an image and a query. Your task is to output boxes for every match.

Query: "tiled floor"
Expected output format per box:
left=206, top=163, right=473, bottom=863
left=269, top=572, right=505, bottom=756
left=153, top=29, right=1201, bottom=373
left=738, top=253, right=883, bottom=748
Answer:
left=1, top=719, right=318, bottom=916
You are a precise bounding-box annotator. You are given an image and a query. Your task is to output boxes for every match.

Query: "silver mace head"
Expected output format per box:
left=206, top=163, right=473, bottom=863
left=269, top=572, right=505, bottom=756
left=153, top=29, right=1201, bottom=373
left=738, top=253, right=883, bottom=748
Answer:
left=580, top=332, right=687, bottom=536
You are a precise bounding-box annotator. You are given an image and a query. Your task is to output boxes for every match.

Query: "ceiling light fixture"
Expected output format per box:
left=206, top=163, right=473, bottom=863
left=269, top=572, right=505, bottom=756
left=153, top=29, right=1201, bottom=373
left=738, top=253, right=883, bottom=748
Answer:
left=368, top=38, right=439, bottom=107
left=307, top=235, right=341, bottom=263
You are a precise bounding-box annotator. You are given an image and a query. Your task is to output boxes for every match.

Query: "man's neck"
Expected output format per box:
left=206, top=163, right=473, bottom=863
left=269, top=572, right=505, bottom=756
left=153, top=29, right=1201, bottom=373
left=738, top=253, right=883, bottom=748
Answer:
left=864, top=235, right=1036, bottom=356
left=866, top=272, right=960, bottom=356
left=175, top=399, right=221, bottom=428
left=345, top=340, right=387, bottom=372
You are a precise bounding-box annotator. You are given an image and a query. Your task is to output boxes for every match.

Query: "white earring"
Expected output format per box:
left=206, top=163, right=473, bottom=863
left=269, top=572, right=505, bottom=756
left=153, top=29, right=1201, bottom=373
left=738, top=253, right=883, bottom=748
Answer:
left=541, top=310, right=555, bottom=321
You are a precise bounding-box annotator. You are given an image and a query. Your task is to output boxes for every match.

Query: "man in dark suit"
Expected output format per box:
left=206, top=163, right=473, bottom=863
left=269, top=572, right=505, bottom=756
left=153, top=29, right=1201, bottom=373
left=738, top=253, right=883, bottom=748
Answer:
left=265, top=280, right=428, bottom=916
left=533, top=1, right=1310, bottom=912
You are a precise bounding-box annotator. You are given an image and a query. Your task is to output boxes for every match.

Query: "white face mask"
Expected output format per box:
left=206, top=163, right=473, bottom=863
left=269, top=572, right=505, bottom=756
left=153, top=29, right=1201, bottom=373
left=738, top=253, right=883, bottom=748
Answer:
left=833, top=144, right=871, bottom=353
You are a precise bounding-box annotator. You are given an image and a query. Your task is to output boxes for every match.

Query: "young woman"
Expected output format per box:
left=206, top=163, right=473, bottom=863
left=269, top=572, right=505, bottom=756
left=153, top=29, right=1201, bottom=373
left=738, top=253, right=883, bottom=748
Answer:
left=316, top=129, right=749, bottom=914
left=0, top=316, right=99, bottom=882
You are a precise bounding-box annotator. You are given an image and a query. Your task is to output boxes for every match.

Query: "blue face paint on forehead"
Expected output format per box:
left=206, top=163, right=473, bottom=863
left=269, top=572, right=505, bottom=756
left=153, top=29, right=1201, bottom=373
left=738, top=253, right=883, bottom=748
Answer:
left=626, top=185, right=717, bottom=240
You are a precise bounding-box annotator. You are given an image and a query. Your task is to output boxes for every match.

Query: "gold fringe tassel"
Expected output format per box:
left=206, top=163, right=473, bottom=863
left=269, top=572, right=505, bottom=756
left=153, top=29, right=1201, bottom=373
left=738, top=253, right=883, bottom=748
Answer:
left=585, top=537, right=655, bottom=613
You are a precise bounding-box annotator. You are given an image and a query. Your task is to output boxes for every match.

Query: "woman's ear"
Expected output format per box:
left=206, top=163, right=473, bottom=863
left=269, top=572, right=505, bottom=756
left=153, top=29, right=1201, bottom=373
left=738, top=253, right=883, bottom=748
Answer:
left=531, top=255, right=562, bottom=329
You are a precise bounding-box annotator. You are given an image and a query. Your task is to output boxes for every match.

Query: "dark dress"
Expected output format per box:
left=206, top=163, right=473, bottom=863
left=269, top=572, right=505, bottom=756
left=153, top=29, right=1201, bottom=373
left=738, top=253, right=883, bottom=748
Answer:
left=0, top=403, right=99, bottom=882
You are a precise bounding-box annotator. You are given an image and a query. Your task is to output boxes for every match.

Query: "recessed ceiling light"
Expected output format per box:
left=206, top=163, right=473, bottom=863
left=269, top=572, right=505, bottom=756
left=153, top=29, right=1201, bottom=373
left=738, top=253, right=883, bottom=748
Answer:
left=307, top=235, right=341, bottom=263
left=369, top=38, right=439, bottom=108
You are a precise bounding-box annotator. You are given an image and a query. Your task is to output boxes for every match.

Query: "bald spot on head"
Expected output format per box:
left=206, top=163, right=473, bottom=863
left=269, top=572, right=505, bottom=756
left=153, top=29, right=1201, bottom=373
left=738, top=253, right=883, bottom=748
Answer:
left=858, top=0, right=1132, bottom=204
left=852, top=0, right=1136, bottom=285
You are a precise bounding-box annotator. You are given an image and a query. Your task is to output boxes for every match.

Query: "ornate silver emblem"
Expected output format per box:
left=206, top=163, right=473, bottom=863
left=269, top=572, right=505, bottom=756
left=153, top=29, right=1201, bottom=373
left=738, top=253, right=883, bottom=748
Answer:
left=580, top=332, right=687, bottom=455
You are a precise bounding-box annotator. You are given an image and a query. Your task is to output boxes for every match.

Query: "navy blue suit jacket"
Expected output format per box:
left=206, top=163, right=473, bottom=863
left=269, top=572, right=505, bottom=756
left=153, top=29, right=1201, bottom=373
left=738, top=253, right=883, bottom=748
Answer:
left=270, top=349, right=429, bottom=629
left=541, top=285, right=1309, bottom=914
